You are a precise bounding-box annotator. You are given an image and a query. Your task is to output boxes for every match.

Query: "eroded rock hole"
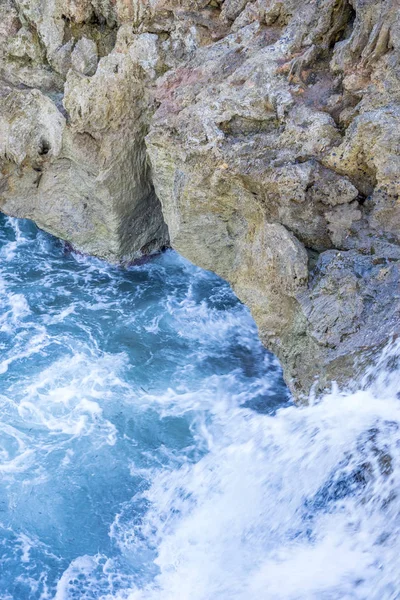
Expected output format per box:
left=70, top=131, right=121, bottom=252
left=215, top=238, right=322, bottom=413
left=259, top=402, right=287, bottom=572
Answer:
left=38, top=139, right=50, bottom=156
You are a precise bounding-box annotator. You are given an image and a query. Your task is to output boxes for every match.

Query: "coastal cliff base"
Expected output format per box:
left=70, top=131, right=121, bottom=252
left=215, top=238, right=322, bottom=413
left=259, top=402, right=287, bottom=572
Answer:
left=1, top=0, right=399, bottom=398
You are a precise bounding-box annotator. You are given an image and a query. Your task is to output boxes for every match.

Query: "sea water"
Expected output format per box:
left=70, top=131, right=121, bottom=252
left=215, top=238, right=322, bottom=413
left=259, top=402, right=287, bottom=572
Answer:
left=0, top=215, right=400, bottom=600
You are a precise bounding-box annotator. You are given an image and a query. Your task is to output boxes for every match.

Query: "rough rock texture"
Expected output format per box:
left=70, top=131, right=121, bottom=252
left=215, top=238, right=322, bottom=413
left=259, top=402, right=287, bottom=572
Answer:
left=0, top=0, right=169, bottom=261
left=1, top=0, right=400, bottom=398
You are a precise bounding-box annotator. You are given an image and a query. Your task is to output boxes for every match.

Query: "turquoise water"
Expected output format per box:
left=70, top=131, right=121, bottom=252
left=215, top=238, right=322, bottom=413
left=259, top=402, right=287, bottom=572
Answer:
left=0, top=215, right=287, bottom=599
left=1, top=215, right=400, bottom=600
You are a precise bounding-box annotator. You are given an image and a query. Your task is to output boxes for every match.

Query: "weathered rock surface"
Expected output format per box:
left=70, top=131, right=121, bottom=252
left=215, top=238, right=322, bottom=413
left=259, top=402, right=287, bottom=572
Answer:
left=0, top=0, right=169, bottom=261
left=1, top=0, right=400, bottom=398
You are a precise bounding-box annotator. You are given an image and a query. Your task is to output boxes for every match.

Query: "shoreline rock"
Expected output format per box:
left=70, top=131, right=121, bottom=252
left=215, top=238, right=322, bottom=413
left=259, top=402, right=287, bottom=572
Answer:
left=1, top=0, right=399, bottom=399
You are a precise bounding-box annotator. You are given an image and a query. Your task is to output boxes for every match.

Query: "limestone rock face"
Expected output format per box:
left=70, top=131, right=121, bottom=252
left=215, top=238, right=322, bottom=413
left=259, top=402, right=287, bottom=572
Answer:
left=146, top=0, right=400, bottom=397
left=1, top=0, right=400, bottom=397
left=0, top=59, right=168, bottom=260
left=71, top=37, right=98, bottom=76
left=0, top=1, right=168, bottom=261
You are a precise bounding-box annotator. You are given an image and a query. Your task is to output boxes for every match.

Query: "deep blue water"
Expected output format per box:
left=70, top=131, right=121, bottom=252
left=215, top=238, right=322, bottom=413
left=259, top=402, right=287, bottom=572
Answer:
left=1, top=215, right=400, bottom=600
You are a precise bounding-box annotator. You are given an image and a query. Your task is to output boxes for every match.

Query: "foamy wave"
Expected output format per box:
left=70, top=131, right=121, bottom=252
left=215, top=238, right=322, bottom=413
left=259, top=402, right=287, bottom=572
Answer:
left=105, top=346, right=400, bottom=600
left=2, top=213, right=399, bottom=600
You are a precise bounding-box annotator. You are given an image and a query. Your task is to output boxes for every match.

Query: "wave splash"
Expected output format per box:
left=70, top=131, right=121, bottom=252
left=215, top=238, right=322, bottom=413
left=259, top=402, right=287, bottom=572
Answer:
left=0, top=216, right=399, bottom=599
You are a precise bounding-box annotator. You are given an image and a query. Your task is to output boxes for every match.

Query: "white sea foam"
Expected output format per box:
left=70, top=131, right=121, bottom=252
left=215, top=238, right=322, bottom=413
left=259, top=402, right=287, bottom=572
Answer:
left=16, top=352, right=126, bottom=442
left=101, top=345, right=400, bottom=600
left=53, top=359, right=400, bottom=600
left=1, top=214, right=400, bottom=600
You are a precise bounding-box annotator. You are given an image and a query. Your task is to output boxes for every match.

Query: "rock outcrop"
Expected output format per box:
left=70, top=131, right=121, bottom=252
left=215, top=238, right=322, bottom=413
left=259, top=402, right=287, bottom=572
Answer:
left=0, top=0, right=169, bottom=261
left=1, top=0, right=400, bottom=398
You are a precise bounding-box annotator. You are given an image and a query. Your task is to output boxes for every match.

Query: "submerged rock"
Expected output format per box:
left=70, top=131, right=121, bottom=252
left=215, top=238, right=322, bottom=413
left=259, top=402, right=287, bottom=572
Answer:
left=0, top=0, right=399, bottom=397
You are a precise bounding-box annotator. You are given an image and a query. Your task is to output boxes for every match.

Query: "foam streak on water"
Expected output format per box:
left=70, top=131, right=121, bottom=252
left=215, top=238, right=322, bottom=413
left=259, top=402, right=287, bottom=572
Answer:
left=0, top=216, right=399, bottom=600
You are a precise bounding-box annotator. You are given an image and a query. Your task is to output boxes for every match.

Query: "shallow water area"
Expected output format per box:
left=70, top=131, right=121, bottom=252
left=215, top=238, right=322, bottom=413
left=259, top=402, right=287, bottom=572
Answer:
left=1, top=216, right=400, bottom=600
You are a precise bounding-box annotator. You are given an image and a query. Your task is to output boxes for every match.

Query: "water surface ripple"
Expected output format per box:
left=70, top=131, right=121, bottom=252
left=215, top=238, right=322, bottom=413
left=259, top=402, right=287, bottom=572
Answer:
left=0, top=216, right=400, bottom=599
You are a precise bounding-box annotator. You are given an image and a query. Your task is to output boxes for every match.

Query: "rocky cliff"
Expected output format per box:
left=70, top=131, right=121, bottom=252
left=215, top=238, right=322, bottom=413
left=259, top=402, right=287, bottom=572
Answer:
left=1, top=0, right=399, bottom=399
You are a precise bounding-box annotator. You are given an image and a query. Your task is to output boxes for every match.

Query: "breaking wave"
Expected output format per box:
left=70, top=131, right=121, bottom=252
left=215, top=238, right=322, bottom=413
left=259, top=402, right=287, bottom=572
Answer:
left=0, top=215, right=399, bottom=599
